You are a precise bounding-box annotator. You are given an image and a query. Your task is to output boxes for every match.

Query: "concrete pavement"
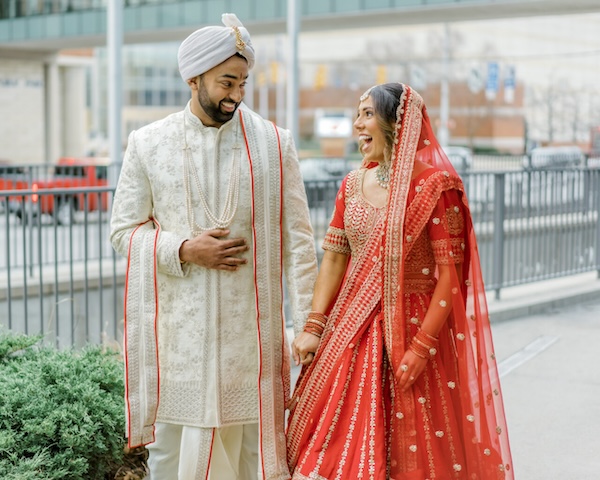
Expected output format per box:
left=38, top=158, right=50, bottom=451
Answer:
left=487, top=271, right=600, bottom=323
left=488, top=272, right=600, bottom=479
left=493, top=297, right=600, bottom=479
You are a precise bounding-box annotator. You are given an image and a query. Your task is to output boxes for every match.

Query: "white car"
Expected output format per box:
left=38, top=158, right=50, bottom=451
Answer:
left=524, top=146, right=584, bottom=169
left=442, top=146, right=473, bottom=172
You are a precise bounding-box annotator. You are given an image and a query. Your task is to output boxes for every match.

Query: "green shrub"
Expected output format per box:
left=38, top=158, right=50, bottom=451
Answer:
left=0, top=331, right=127, bottom=479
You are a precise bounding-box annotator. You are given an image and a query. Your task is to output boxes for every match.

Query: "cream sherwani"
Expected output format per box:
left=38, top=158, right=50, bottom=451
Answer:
left=110, top=102, right=317, bottom=479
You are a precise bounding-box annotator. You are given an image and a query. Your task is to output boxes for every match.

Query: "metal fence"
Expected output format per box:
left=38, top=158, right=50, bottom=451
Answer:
left=1, top=166, right=599, bottom=347
left=465, top=169, right=600, bottom=293
left=305, top=167, right=600, bottom=297
left=1, top=187, right=123, bottom=348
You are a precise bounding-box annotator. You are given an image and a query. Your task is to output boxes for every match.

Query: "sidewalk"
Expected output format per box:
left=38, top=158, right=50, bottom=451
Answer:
left=491, top=285, right=600, bottom=479
left=486, top=270, right=600, bottom=323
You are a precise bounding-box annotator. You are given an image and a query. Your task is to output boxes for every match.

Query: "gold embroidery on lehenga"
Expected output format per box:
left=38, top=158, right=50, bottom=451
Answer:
left=367, top=320, right=380, bottom=479
left=305, top=167, right=480, bottom=478
left=323, top=169, right=386, bottom=257
left=323, top=226, right=351, bottom=255
left=431, top=238, right=465, bottom=264
left=444, top=204, right=465, bottom=235
left=420, top=364, right=436, bottom=478
left=298, top=347, right=353, bottom=475
left=435, top=355, right=460, bottom=473
left=290, top=86, right=511, bottom=479
left=338, top=338, right=370, bottom=478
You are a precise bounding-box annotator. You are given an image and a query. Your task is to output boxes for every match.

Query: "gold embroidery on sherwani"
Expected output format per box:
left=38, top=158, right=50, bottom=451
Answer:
left=240, top=113, right=289, bottom=474
left=113, top=104, right=318, bottom=479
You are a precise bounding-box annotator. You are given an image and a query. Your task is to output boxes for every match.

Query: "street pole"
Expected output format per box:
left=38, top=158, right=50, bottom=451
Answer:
left=259, top=78, right=269, bottom=120
left=245, top=74, right=254, bottom=110
left=276, top=36, right=286, bottom=129
left=44, top=59, right=60, bottom=165
left=286, top=0, right=300, bottom=146
left=438, top=23, right=450, bottom=148
left=107, top=0, right=123, bottom=167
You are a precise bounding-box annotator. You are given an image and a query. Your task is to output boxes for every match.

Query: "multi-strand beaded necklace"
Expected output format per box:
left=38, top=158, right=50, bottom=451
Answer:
left=182, top=115, right=241, bottom=236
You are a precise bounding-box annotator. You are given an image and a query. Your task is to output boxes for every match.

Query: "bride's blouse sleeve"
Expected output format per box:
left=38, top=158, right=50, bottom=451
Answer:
left=428, top=188, right=466, bottom=266
left=322, top=175, right=351, bottom=255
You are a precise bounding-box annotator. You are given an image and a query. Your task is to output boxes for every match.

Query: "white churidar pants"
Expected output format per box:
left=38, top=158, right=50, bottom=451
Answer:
left=147, top=422, right=259, bottom=480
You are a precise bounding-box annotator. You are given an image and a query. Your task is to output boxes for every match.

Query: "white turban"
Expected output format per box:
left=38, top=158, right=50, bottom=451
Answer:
left=178, top=13, right=255, bottom=82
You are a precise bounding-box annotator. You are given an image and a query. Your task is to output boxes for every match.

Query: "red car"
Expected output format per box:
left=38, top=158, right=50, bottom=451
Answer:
left=10, top=157, right=111, bottom=225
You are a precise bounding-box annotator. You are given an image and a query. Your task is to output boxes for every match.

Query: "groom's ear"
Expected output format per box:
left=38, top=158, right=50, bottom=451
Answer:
left=187, top=75, right=201, bottom=91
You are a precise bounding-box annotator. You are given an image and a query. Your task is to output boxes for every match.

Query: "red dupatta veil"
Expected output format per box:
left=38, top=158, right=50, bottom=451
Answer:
left=288, top=85, right=513, bottom=479
left=382, top=85, right=513, bottom=477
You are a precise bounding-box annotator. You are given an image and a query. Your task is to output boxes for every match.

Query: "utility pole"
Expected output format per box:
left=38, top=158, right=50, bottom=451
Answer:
left=107, top=0, right=123, bottom=168
left=438, top=23, right=450, bottom=147
left=286, top=0, right=300, bottom=146
left=275, top=36, right=286, bottom=129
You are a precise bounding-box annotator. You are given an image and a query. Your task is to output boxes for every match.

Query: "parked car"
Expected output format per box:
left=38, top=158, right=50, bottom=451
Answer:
left=0, top=162, right=29, bottom=190
left=13, top=157, right=111, bottom=225
left=299, top=157, right=361, bottom=182
left=0, top=162, right=31, bottom=214
left=442, top=146, right=473, bottom=172
left=523, top=146, right=584, bottom=169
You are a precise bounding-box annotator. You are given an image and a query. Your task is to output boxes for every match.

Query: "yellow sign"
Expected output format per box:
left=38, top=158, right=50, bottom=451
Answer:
left=314, top=65, right=327, bottom=90
left=376, top=65, right=387, bottom=85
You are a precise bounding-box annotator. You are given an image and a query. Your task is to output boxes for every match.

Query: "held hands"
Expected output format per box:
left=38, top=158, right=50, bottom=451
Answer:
left=292, top=332, right=320, bottom=366
left=395, top=350, right=429, bottom=392
left=179, top=229, right=248, bottom=271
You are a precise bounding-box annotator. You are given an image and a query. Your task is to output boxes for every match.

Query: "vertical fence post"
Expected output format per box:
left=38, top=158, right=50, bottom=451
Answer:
left=595, top=170, right=600, bottom=278
left=493, top=173, right=506, bottom=299
left=5, top=199, right=12, bottom=328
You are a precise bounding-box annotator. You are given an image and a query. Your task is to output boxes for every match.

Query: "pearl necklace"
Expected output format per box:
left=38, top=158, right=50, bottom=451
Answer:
left=182, top=115, right=242, bottom=236
left=375, top=162, right=390, bottom=189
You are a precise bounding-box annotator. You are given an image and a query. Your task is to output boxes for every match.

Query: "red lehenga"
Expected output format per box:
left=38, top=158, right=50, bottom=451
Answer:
left=286, top=85, right=513, bottom=480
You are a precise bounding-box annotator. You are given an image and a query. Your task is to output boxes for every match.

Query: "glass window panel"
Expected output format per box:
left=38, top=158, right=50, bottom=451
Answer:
left=334, top=0, right=360, bottom=12
left=306, top=0, right=331, bottom=15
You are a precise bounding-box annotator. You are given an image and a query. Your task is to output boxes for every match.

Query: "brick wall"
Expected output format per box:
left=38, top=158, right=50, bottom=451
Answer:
left=252, top=81, right=526, bottom=154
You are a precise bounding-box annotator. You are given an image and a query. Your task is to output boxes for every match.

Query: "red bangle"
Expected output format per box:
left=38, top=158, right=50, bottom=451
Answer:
left=307, top=311, right=328, bottom=323
left=409, top=329, right=439, bottom=358
left=303, top=311, right=328, bottom=338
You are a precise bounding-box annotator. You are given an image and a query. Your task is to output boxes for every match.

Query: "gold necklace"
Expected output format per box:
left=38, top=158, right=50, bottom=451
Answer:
left=182, top=115, right=241, bottom=236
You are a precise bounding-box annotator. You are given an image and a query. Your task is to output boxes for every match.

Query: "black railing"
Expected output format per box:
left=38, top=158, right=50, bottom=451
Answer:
left=2, top=166, right=599, bottom=347
left=304, top=168, right=600, bottom=297
left=1, top=187, right=122, bottom=348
